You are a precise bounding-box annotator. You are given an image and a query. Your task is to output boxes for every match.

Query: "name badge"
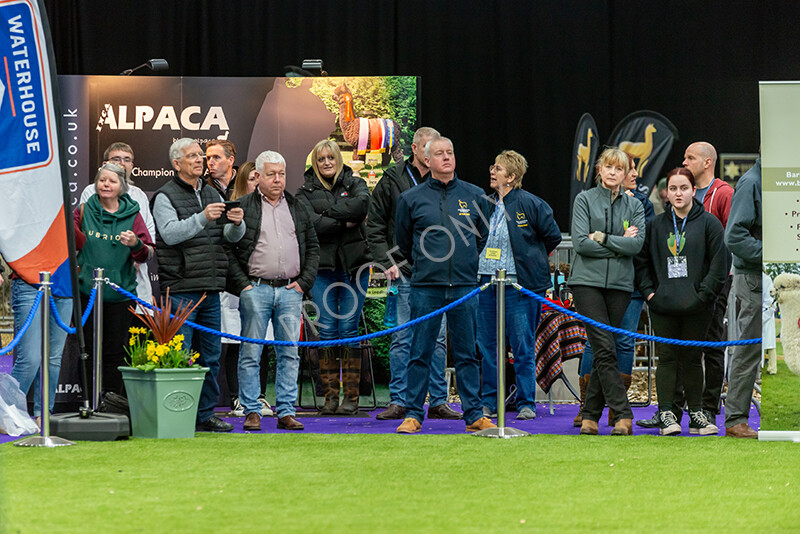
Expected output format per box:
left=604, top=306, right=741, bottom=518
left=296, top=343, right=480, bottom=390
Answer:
left=667, top=256, right=688, bottom=279
left=485, top=248, right=502, bottom=260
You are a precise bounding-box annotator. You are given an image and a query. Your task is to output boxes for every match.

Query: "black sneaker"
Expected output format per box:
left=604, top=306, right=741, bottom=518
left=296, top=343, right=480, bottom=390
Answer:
left=689, top=410, right=719, bottom=435
left=229, top=397, right=245, bottom=417
left=658, top=410, right=681, bottom=436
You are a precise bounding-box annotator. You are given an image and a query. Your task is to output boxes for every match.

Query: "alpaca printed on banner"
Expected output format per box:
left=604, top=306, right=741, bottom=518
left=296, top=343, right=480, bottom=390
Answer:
left=770, top=272, right=800, bottom=375
left=332, top=81, right=404, bottom=164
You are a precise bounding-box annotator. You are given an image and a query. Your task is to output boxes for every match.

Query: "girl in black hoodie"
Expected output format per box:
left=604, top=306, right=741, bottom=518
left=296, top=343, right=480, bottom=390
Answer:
left=634, top=167, right=727, bottom=436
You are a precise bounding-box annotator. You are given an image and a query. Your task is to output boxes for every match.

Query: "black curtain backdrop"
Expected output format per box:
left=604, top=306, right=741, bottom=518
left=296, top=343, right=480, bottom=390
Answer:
left=43, top=0, right=799, bottom=230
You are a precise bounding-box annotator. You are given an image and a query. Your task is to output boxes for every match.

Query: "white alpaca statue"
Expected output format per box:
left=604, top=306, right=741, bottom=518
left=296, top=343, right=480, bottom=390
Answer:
left=770, top=272, right=800, bottom=375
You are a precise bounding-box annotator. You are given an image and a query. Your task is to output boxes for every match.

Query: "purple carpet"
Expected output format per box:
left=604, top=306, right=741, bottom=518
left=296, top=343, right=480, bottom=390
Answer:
left=1, top=402, right=761, bottom=444
left=0, top=352, right=761, bottom=443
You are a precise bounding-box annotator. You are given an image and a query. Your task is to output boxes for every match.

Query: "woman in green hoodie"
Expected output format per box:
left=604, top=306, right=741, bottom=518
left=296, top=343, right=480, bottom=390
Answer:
left=570, top=147, right=645, bottom=436
left=74, top=162, right=154, bottom=396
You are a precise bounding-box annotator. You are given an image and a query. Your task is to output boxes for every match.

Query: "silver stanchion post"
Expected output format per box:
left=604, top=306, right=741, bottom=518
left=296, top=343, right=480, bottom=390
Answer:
left=474, top=269, right=530, bottom=439
left=15, top=272, right=75, bottom=447
left=92, top=268, right=104, bottom=412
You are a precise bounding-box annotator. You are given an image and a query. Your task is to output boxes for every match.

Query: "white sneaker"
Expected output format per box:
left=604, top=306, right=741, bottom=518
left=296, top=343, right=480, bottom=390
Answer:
left=229, top=398, right=245, bottom=417
left=258, top=396, right=274, bottom=417
left=516, top=407, right=536, bottom=420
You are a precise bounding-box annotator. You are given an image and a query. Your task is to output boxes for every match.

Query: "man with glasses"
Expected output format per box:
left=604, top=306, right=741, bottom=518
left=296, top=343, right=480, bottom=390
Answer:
left=80, top=142, right=155, bottom=307
left=152, top=138, right=246, bottom=432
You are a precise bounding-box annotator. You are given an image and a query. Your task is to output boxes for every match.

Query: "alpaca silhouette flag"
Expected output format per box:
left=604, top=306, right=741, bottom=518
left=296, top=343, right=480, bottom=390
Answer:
left=607, top=110, right=679, bottom=197
left=0, top=0, right=72, bottom=297
left=568, top=113, right=599, bottom=226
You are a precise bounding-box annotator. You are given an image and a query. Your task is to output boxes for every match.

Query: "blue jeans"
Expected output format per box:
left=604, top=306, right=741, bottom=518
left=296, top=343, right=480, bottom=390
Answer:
left=310, top=269, right=369, bottom=345
left=477, top=276, right=542, bottom=412
left=579, top=296, right=644, bottom=376
left=169, top=291, right=222, bottom=423
left=11, top=279, right=73, bottom=416
left=406, top=286, right=482, bottom=425
left=388, top=280, right=448, bottom=408
left=238, top=284, right=303, bottom=418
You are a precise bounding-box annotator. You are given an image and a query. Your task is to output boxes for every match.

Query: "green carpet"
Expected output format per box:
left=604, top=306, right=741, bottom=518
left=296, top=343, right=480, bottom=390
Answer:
left=2, top=434, right=799, bottom=533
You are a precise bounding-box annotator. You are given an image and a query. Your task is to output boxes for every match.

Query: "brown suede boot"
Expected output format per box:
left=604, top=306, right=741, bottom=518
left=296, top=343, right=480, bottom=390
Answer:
left=336, top=347, right=361, bottom=415
left=608, top=373, right=633, bottom=426
left=573, top=374, right=589, bottom=427
left=318, top=347, right=339, bottom=415
left=580, top=418, right=598, bottom=435
left=611, top=418, right=633, bottom=435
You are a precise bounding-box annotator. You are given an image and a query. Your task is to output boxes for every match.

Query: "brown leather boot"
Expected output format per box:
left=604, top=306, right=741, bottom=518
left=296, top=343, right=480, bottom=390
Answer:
left=318, top=347, right=339, bottom=415
left=580, top=418, right=598, bottom=435
left=608, top=373, right=633, bottom=426
left=336, top=347, right=361, bottom=415
left=611, top=418, right=633, bottom=435
left=573, top=374, right=589, bottom=427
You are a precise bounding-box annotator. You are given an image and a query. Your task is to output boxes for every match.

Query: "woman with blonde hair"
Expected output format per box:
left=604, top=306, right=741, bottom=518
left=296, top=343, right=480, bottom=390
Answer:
left=477, top=150, right=561, bottom=420
left=230, top=160, right=257, bottom=201
left=570, top=147, right=645, bottom=435
left=297, top=140, right=372, bottom=415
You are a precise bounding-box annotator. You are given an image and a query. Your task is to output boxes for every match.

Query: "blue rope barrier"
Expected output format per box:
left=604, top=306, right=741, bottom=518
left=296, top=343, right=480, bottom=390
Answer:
left=81, top=288, right=96, bottom=327
left=514, top=283, right=761, bottom=347
left=48, top=296, right=74, bottom=334
left=107, top=281, right=488, bottom=347
left=49, top=287, right=96, bottom=334
left=0, top=291, right=42, bottom=356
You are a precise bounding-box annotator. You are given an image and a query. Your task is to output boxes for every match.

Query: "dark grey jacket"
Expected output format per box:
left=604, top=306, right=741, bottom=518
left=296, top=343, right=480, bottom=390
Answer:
left=569, top=185, right=646, bottom=292
left=365, top=155, right=425, bottom=277
left=725, top=159, right=762, bottom=274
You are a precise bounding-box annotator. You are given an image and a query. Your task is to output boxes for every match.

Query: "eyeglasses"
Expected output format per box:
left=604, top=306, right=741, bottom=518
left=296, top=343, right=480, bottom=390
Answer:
left=109, top=156, right=133, bottom=164
left=183, top=152, right=205, bottom=161
left=489, top=164, right=504, bottom=172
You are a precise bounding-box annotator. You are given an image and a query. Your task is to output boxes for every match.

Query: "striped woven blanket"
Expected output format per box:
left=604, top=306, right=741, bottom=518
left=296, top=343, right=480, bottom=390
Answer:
left=535, top=310, right=587, bottom=393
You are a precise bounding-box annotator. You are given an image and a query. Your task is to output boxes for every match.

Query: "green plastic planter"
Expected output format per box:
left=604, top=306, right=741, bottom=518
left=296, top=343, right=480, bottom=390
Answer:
left=119, top=366, right=209, bottom=439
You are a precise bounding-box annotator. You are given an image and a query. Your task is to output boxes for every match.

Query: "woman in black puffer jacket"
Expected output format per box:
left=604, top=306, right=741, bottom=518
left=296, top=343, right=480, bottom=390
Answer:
left=297, top=139, right=372, bottom=415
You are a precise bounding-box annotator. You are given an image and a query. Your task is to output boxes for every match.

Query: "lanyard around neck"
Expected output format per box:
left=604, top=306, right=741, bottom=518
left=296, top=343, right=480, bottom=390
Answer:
left=671, top=208, right=688, bottom=253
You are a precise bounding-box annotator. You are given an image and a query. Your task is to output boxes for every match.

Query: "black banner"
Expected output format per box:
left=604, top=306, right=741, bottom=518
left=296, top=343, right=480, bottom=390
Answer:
left=607, top=110, right=679, bottom=197
left=568, top=113, right=599, bottom=226
left=58, top=75, right=418, bottom=202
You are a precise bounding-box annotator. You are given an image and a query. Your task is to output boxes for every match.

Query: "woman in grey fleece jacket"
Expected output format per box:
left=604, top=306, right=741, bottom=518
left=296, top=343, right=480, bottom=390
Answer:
left=570, top=147, right=645, bottom=436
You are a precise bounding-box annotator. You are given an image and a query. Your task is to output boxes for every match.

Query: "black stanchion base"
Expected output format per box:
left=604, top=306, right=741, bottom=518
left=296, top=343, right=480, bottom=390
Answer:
left=49, top=413, right=130, bottom=441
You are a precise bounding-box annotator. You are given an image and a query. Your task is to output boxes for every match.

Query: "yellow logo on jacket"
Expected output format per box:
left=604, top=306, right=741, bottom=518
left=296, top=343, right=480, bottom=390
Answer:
left=516, top=211, right=528, bottom=227
left=457, top=200, right=470, bottom=216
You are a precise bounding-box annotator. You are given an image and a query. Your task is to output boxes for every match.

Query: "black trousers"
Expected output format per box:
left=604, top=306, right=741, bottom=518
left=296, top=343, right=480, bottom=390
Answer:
left=82, top=298, right=135, bottom=397
left=571, top=285, right=632, bottom=422
left=651, top=310, right=713, bottom=412
left=673, top=274, right=731, bottom=414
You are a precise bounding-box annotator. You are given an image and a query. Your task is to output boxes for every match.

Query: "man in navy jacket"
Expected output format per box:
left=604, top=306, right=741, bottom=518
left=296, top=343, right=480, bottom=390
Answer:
left=394, top=137, right=496, bottom=433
